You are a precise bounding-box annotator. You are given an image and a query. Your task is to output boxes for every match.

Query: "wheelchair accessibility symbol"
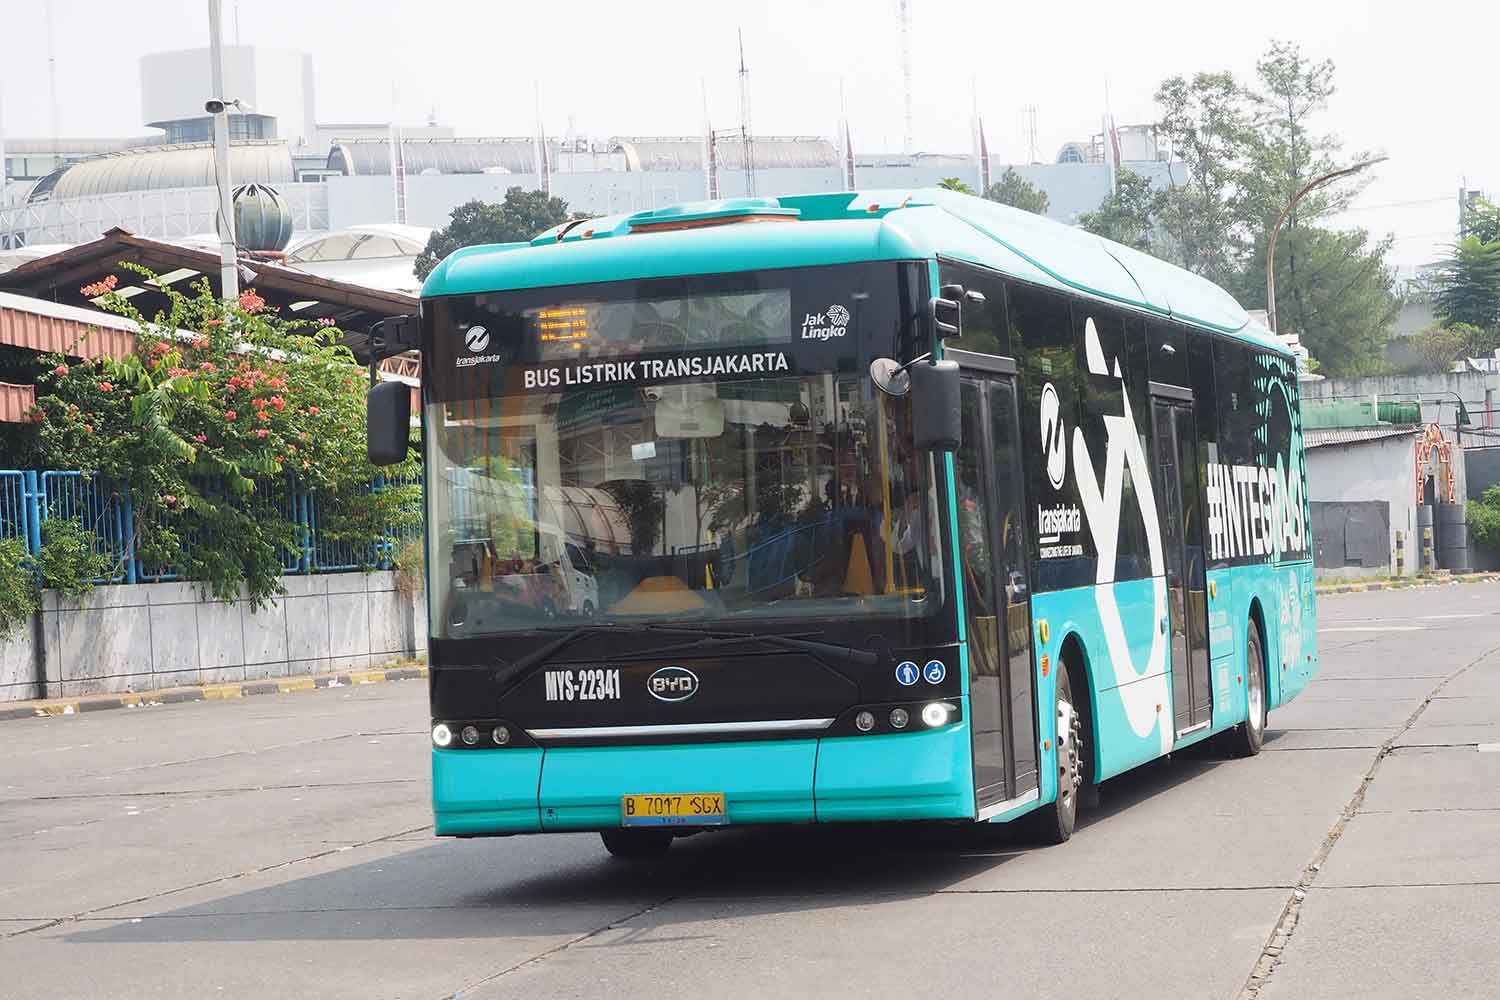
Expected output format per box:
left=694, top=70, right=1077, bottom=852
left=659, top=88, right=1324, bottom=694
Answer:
left=924, top=659, right=946, bottom=684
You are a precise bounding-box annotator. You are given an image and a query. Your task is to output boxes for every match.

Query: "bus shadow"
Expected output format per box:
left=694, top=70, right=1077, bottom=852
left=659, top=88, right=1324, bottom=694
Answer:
left=67, top=739, right=1258, bottom=947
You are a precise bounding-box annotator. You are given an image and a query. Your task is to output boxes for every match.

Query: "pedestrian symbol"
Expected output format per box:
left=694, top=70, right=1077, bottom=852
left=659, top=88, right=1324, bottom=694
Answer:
left=895, top=661, right=920, bottom=686
left=924, top=659, right=946, bottom=684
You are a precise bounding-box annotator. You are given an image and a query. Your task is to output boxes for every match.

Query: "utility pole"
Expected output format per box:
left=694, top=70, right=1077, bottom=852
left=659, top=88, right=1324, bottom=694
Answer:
left=208, top=0, right=239, bottom=300
left=737, top=31, right=755, bottom=197
left=898, top=0, right=913, bottom=156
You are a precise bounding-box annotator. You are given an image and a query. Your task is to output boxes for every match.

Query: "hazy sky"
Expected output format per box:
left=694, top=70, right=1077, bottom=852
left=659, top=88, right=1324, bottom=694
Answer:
left=0, top=0, right=1490, bottom=267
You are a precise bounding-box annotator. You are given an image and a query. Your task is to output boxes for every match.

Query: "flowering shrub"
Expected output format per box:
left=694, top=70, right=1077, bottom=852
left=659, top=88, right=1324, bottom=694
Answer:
left=26, top=264, right=421, bottom=608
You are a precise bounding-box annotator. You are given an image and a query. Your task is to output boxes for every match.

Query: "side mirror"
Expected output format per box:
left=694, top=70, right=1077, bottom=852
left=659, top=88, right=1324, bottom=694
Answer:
left=910, top=360, right=961, bottom=451
left=930, top=294, right=961, bottom=340
left=367, top=379, right=411, bottom=466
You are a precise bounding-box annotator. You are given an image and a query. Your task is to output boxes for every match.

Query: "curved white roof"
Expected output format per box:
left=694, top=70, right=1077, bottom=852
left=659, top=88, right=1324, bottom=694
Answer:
left=28, top=141, right=293, bottom=203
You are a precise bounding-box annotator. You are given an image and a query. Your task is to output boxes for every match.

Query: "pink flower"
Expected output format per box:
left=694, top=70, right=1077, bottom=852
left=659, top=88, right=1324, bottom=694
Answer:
left=238, top=290, right=266, bottom=314
left=204, top=319, right=224, bottom=328
left=269, top=395, right=286, bottom=411
left=83, top=424, right=93, bottom=434
left=199, top=362, right=217, bottom=373
left=256, top=411, right=272, bottom=423
left=54, top=364, right=69, bottom=376
left=255, top=428, right=269, bottom=438
left=192, top=335, right=209, bottom=349
left=224, top=410, right=237, bottom=420
left=81, top=275, right=119, bottom=297
left=251, top=397, right=268, bottom=410
left=163, top=494, right=178, bottom=507
left=99, top=381, right=113, bottom=392
left=151, top=342, right=171, bottom=355
left=194, top=434, right=208, bottom=443
left=306, top=405, right=319, bottom=416
left=317, top=317, right=336, bottom=327
left=167, top=367, right=188, bottom=377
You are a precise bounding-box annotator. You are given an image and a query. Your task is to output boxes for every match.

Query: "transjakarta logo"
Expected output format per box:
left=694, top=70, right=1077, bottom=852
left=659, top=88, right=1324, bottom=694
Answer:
left=1037, top=503, right=1082, bottom=537
left=456, top=324, right=503, bottom=368
left=801, top=303, right=850, bottom=341
left=1205, top=460, right=1307, bottom=560
left=1040, top=383, right=1067, bottom=489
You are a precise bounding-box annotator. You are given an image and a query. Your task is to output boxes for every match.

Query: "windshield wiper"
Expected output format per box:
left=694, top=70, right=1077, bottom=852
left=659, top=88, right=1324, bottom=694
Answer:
left=494, top=625, right=620, bottom=688
left=642, top=624, right=880, bottom=666
left=493, top=622, right=881, bottom=693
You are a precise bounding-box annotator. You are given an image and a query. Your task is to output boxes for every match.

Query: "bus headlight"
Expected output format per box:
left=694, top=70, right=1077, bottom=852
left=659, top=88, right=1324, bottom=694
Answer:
left=855, top=710, right=876, bottom=733
left=921, top=702, right=955, bottom=728
left=461, top=725, right=480, bottom=745
left=889, top=708, right=910, bottom=729
left=432, top=723, right=453, bottom=747
left=492, top=725, right=511, bottom=745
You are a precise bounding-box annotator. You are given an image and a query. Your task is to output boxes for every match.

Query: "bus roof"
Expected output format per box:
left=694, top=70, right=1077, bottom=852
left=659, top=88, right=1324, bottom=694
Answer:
left=422, top=188, right=1284, bottom=352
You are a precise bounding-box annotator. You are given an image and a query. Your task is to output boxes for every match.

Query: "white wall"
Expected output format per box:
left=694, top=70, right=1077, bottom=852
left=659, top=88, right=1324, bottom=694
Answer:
left=1307, top=434, right=1421, bottom=577
left=0, top=571, right=426, bottom=702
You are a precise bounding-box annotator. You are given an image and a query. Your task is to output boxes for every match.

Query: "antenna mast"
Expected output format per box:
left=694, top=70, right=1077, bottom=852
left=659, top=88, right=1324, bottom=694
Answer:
left=1022, top=105, right=1039, bottom=164
left=898, top=0, right=913, bottom=155
left=533, top=82, right=550, bottom=198
left=738, top=30, right=755, bottom=197
left=389, top=83, right=407, bottom=224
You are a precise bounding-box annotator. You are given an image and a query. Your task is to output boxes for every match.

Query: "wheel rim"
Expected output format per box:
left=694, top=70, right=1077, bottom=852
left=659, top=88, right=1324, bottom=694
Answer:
left=1056, top=675, right=1082, bottom=816
left=1247, top=636, right=1265, bottom=735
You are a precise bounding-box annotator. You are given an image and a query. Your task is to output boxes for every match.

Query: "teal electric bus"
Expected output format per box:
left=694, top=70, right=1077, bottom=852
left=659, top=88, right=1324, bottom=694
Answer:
left=366, top=188, right=1319, bottom=856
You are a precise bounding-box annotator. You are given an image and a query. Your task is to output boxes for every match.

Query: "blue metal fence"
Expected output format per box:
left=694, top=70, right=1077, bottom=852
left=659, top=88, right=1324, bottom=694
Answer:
left=0, top=469, right=421, bottom=585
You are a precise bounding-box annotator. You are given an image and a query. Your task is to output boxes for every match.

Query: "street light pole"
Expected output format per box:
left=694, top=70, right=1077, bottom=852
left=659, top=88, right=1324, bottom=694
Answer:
left=208, top=0, right=239, bottom=301
left=1265, top=156, right=1387, bottom=333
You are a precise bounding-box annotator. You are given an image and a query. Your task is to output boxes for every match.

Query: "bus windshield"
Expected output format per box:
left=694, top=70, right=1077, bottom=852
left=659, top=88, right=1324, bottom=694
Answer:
left=425, top=373, right=944, bottom=637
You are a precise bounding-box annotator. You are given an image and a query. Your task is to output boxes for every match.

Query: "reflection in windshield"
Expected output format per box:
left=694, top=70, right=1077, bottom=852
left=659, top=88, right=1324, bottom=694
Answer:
left=425, top=374, right=944, bottom=636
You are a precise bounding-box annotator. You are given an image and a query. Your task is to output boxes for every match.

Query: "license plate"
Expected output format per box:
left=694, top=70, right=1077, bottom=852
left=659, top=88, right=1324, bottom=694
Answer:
left=621, top=793, right=727, bottom=827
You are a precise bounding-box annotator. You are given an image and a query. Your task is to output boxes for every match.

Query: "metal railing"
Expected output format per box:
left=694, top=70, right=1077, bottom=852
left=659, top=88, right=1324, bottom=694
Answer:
left=0, top=468, right=420, bottom=585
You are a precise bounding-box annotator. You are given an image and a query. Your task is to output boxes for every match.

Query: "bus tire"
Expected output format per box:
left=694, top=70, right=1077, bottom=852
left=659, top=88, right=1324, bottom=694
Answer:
left=600, top=829, right=672, bottom=859
left=1218, top=618, right=1267, bottom=758
left=1030, top=658, right=1083, bottom=845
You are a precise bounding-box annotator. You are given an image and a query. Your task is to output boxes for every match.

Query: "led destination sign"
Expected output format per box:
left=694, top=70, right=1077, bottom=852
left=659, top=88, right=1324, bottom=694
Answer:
left=521, top=350, right=793, bottom=390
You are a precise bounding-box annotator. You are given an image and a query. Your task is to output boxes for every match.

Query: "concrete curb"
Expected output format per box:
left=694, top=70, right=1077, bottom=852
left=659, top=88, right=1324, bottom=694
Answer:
left=1315, top=572, right=1500, bottom=596
left=0, top=664, right=428, bottom=722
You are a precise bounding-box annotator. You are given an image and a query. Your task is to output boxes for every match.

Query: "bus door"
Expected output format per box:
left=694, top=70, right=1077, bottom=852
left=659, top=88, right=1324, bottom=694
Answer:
left=1150, top=390, right=1212, bottom=736
left=957, top=362, right=1039, bottom=812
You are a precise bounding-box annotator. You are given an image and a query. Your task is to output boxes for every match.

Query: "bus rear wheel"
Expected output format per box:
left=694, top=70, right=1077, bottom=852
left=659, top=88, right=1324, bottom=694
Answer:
left=1030, top=659, right=1083, bottom=845
left=1218, top=619, right=1267, bottom=758
left=600, top=829, right=673, bottom=859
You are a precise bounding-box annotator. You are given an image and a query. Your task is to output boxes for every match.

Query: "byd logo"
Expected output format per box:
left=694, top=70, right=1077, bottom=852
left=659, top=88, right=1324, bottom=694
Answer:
left=647, top=666, right=699, bottom=702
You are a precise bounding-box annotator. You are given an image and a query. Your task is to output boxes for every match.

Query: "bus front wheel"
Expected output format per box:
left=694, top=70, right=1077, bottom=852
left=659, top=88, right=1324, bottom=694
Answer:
left=600, top=829, right=673, bottom=859
left=1031, top=659, right=1083, bottom=845
left=1218, top=619, right=1267, bottom=758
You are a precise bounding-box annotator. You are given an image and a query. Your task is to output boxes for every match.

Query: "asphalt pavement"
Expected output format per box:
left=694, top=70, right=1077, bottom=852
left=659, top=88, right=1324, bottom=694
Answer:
left=1, top=582, right=1497, bottom=1000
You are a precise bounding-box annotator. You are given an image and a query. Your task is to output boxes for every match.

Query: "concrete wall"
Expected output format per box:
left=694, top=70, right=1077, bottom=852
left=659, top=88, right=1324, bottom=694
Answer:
left=1311, top=500, right=1391, bottom=576
left=1306, top=434, right=1421, bottom=578
left=0, top=571, right=426, bottom=702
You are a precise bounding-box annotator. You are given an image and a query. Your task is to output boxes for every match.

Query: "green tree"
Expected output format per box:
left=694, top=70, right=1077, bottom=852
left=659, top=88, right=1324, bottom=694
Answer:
left=415, top=188, right=575, bottom=280
left=1077, top=169, right=1163, bottom=252
left=1432, top=236, right=1500, bottom=331
left=1232, top=226, right=1398, bottom=375
left=1153, top=70, right=1251, bottom=284
left=1461, top=196, right=1500, bottom=244
left=937, top=177, right=975, bottom=194
left=983, top=168, right=1049, bottom=214
left=1405, top=322, right=1494, bottom=373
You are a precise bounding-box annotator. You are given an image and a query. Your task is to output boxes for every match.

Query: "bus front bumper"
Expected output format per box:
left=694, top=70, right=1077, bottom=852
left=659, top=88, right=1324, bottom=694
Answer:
left=431, top=715, right=976, bottom=835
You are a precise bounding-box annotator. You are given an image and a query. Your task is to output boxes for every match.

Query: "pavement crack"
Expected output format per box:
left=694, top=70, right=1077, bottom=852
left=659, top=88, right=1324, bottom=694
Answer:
left=0, top=823, right=432, bottom=941
left=437, top=896, right=678, bottom=999
left=1234, top=639, right=1500, bottom=1000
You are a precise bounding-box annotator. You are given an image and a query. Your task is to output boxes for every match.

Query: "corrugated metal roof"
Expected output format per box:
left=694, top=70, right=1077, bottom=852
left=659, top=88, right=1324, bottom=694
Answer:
left=615, top=136, right=837, bottom=171
left=0, top=290, right=140, bottom=361
left=329, top=138, right=543, bottom=176
left=1304, top=425, right=1422, bottom=449
left=28, top=141, right=293, bottom=203
left=0, top=381, right=37, bottom=424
